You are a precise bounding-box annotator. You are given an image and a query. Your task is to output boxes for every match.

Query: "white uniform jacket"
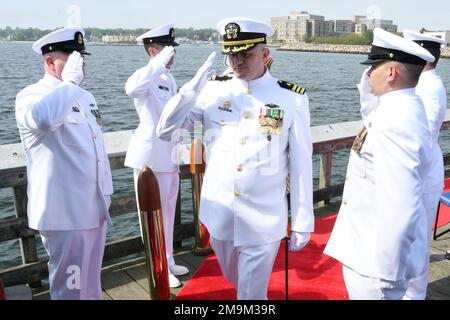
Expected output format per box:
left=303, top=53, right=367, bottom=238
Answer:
left=124, top=59, right=178, bottom=172
left=157, top=71, right=314, bottom=246
left=404, top=69, right=448, bottom=281
left=416, top=69, right=447, bottom=194
left=324, top=88, right=431, bottom=281
left=15, top=73, right=113, bottom=231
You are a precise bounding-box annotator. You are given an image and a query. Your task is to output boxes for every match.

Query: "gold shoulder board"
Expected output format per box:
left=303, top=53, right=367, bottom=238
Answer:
left=277, top=80, right=306, bottom=94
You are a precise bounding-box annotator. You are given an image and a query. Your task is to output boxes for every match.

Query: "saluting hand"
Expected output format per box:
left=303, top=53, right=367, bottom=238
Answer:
left=61, top=51, right=84, bottom=86
left=181, top=51, right=216, bottom=94
left=358, top=67, right=378, bottom=120
left=153, top=45, right=175, bottom=68
left=289, top=231, right=310, bottom=251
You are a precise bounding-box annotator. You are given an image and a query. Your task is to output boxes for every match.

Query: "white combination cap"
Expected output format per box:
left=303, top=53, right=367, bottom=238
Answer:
left=32, top=27, right=89, bottom=55
left=216, top=17, right=274, bottom=54
left=403, top=29, right=446, bottom=49
left=362, top=28, right=434, bottom=65
left=136, top=23, right=179, bottom=46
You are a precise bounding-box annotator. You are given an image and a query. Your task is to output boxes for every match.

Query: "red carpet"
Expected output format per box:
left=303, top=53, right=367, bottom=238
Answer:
left=177, top=214, right=348, bottom=300
left=177, top=179, right=450, bottom=300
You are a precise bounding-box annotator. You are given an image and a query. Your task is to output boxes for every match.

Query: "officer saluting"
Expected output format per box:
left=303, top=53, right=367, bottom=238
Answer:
left=15, top=27, right=113, bottom=299
left=157, top=17, right=314, bottom=300
left=402, top=30, right=448, bottom=300
left=324, top=28, right=435, bottom=299
left=124, top=23, right=189, bottom=288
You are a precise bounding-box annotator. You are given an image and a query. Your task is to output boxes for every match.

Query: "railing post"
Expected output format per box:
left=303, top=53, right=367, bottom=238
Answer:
left=318, top=151, right=333, bottom=206
left=12, top=184, right=40, bottom=288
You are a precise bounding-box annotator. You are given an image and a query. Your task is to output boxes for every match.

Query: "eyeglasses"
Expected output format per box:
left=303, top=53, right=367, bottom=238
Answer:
left=227, top=51, right=253, bottom=61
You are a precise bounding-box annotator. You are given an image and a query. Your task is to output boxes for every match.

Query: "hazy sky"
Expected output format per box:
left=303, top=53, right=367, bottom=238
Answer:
left=1, top=0, right=449, bottom=31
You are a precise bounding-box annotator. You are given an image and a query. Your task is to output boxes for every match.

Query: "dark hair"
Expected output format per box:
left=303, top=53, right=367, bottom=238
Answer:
left=426, top=47, right=441, bottom=67
left=401, top=62, right=425, bottom=86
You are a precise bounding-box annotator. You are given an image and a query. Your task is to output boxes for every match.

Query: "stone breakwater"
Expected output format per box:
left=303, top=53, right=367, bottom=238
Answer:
left=278, top=43, right=450, bottom=58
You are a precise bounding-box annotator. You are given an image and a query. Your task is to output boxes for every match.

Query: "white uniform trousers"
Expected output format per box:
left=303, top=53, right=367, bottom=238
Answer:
left=404, top=192, right=441, bottom=300
left=134, top=169, right=179, bottom=268
left=40, top=217, right=108, bottom=300
left=342, top=265, right=408, bottom=300
left=210, top=237, right=280, bottom=300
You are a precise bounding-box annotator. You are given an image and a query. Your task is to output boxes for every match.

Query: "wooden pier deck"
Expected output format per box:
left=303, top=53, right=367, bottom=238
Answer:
left=30, top=203, right=450, bottom=300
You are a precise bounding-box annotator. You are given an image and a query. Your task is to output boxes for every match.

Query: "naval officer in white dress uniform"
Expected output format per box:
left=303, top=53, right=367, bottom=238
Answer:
left=402, top=30, right=448, bottom=300
left=157, top=17, right=314, bottom=300
left=124, top=24, right=188, bottom=288
left=324, top=28, right=435, bottom=299
left=15, top=27, right=113, bottom=299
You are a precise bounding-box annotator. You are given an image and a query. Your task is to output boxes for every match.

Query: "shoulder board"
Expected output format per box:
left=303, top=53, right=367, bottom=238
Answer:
left=277, top=80, right=306, bottom=95
left=208, top=75, right=232, bottom=81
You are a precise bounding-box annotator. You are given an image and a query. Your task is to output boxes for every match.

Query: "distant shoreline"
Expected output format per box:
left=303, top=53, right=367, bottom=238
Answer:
left=276, top=43, right=450, bottom=58
left=3, top=40, right=449, bottom=58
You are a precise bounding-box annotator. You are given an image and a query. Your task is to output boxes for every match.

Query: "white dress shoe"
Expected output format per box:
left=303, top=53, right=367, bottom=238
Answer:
left=170, top=264, right=189, bottom=276
left=169, top=273, right=181, bottom=288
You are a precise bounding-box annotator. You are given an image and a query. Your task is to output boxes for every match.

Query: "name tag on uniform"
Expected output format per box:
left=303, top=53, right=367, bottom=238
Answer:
left=72, top=106, right=80, bottom=112
left=158, top=85, right=169, bottom=91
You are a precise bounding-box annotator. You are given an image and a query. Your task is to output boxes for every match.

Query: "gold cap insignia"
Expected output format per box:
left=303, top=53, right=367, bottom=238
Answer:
left=225, top=23, right=240, bottom=40
left=389, top=53, right=394, bottom=58
left=170, top=28, right=175, bottom=39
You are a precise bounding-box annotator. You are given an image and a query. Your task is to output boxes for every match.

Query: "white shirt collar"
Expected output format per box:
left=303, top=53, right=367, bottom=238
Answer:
left=379, top=88, right=416, bottom=105
left=43, top=72, right=63, bottom=87
left=235, top=69, right=272, bottom=90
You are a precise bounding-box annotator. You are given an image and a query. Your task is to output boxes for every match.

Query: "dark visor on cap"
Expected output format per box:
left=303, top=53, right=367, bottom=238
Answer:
left=361, top=45, right=426, bottom=66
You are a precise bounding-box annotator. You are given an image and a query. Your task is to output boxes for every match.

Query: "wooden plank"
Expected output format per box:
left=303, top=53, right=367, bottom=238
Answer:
left=101, top=268, right=149, bottom=300
left=0, top=170, right=27, bottom=188
left=428, top=245, right=450, bottom=300
left=431, top=227, right=450, bottom=252
left=102, top=291, right=113, bottom=300
left=32, top=285, right=51, bottom=300
left=444, top=154, right=450, bottom=166
left=103, top=236, right=143, bottom=262
left=173, top=222, right=195, bottom=243
left=318, top=151, right=333, bottom=206
left=122, top=262, right=149, bottom=293
left=313, top=184, right=345, bottom=203
left=314, top=201, right=341, bottom=218
left=0, top=217, right=38, bottom=242
left=13, top=185, right=39, bottom=282
left=177, top=251, right=209, bottom=272
left=0, top=261, right=48, bottom=287
left=109, top=195, right=137, bottom=218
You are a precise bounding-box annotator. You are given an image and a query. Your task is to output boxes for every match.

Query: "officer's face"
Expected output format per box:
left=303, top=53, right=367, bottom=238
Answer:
left=367, top=61, right=391, bottom=96
left=228, top=45, right=269, bottom=81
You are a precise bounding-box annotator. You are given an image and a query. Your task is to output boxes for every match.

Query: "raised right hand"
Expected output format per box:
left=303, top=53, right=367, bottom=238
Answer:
left=153, top=45, right=175, bottom=68
left=181, top=51, right=216, bottom=94
left=61, top=51, right=84, bottom=85
left=358, top=67, right=378, bottom=119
